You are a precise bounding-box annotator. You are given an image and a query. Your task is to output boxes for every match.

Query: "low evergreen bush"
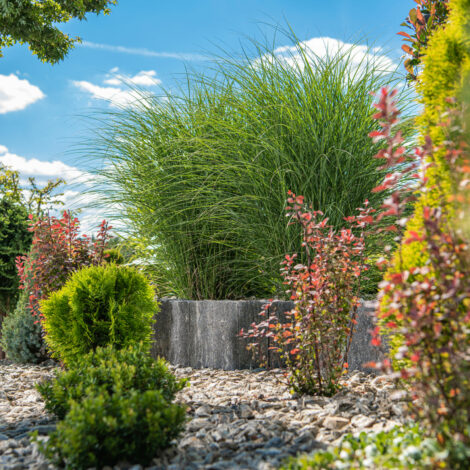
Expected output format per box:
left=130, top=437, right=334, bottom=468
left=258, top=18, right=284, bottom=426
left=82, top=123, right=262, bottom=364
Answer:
left=0, top=291, right=48, bottom=363
left=41, top=264, right=157, bottom=365
left=37, top=343, right=187, bottom=419
left=34, top=388, right=186, bottom=469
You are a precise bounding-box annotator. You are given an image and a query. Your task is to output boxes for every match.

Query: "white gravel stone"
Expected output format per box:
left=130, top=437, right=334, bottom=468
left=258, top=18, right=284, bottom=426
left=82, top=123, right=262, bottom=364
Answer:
left=0, top=361, right=409, bottom=469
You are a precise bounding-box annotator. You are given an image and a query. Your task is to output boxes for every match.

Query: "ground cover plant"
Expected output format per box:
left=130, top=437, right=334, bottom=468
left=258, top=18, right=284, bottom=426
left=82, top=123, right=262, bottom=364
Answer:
left=282, top=425, right=448, bottom=469
left=41, top=263, right=157, bottom=365
left=88, top=32, right=414, bottom=300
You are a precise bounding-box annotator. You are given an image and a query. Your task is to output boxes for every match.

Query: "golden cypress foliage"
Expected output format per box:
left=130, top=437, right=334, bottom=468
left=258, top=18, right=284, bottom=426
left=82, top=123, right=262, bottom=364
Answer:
left=379, top=0, right=470, bottom=361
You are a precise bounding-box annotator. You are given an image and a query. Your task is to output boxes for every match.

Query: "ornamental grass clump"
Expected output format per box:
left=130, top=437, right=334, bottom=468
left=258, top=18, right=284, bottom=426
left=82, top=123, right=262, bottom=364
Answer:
left=41, top=264, right=157, bottom=365
left=87, top=32, right=413, bottom=299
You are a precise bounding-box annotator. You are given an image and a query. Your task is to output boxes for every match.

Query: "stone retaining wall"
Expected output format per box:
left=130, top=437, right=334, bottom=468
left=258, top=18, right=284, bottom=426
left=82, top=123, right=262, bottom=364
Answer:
left=151, top=299, right=385, bottom=371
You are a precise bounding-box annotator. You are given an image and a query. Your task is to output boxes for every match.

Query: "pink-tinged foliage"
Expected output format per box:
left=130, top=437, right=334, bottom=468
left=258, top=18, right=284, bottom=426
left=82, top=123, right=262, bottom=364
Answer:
left=368, top=88, right=470, bottom=452
left=241, top=192, right=371, bottom=396
left=16, top=211, right=112, bottom=321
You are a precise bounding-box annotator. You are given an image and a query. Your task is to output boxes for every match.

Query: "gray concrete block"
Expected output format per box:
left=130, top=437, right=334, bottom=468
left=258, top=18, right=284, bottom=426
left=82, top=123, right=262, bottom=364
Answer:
left=151, top=299, right=385, bottom=371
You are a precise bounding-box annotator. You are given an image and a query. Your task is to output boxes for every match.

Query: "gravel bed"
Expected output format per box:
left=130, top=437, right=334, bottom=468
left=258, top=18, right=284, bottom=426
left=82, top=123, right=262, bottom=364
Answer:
left=0, top=361, right=407, bottom=469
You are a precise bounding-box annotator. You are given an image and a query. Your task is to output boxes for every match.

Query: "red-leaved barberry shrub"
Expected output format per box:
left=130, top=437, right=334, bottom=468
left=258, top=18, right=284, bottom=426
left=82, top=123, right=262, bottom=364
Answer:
left=399, top=0, right=450, bottom=81
left=369, top=88, right=470, bottom=464
left=16, top=211, right=112, bottom=320
left=241, top=192, right=372, bottom=396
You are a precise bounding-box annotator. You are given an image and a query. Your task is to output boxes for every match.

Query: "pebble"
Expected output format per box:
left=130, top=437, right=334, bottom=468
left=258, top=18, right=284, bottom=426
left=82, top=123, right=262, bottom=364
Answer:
left=0, top=360, right=409, bottom=469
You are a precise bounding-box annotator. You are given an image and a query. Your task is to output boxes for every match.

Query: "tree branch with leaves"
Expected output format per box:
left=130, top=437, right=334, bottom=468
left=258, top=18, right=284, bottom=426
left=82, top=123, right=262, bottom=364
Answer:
left=0, top=0, right=117, bottom=64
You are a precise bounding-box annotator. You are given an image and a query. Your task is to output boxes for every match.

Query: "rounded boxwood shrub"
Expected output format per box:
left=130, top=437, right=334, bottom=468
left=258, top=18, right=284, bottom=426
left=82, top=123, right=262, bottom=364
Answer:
left=41, top=264, right=157, bottom=365
left=0, top=291, right=48, bottom=364
left=35, top=388, right=187, bottom=469
left=37, top=343, right=187, bottom=419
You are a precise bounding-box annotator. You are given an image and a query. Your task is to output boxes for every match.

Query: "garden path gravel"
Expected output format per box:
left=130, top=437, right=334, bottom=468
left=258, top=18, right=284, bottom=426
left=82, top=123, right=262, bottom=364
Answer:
left=0, top=361, right=408, bottom=470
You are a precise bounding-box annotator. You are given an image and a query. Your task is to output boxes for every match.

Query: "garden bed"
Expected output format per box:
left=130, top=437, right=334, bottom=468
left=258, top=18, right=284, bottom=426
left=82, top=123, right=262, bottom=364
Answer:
left=0, top=361, right=406, bottom=470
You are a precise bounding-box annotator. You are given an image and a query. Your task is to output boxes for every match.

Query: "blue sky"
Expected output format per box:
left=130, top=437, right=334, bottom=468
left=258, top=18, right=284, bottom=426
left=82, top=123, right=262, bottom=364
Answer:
left=0, top=0, right=413, bottom=230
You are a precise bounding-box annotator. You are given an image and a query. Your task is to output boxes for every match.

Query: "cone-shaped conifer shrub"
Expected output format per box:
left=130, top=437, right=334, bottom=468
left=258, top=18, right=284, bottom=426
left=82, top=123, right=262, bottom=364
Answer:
left=41, top=264, right=157, bottom=365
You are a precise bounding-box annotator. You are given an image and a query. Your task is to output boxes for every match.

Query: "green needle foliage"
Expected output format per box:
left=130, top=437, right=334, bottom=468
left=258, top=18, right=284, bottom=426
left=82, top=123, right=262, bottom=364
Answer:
left=41, top=264, right=157, bottom=365
left=88, top=33, right=413, bottom=300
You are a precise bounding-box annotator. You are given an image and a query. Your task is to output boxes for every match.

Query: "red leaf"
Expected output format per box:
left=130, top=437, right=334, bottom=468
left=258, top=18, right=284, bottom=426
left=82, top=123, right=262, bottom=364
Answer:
left=397, top=31, right=413, bottom=40
left=371, top=337, right=381, bottom=347
left=401, top=44, right=414, bottom=55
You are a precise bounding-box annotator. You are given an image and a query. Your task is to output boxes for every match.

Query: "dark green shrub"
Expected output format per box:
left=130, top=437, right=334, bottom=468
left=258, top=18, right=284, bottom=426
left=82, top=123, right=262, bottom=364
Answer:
left=37, top=343, right=187, bottom=419
left=0, top=197, right=32, bottom=316
left=35, top=388, right=186, bottom=469
left=41, top=264, right=157, bottom=365
left=0, top=291, right=48, bottom=363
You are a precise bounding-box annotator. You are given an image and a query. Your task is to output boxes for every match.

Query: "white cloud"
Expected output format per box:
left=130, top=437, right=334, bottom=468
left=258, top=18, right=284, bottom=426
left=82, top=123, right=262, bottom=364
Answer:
left=104, top=69, right=162, bottom=87
left=80, top=41, right=208, bottom=62
left=0, top=145, right=90, bottom=186
left=73, top=80, right=151, bottom=108
left=0, top=74, right=45, bottom=114
left=73, top=68, right=160, bottom=108
left=259, top=37, right=397, bottom=75
left=0, top=145, right=120, bottom=234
